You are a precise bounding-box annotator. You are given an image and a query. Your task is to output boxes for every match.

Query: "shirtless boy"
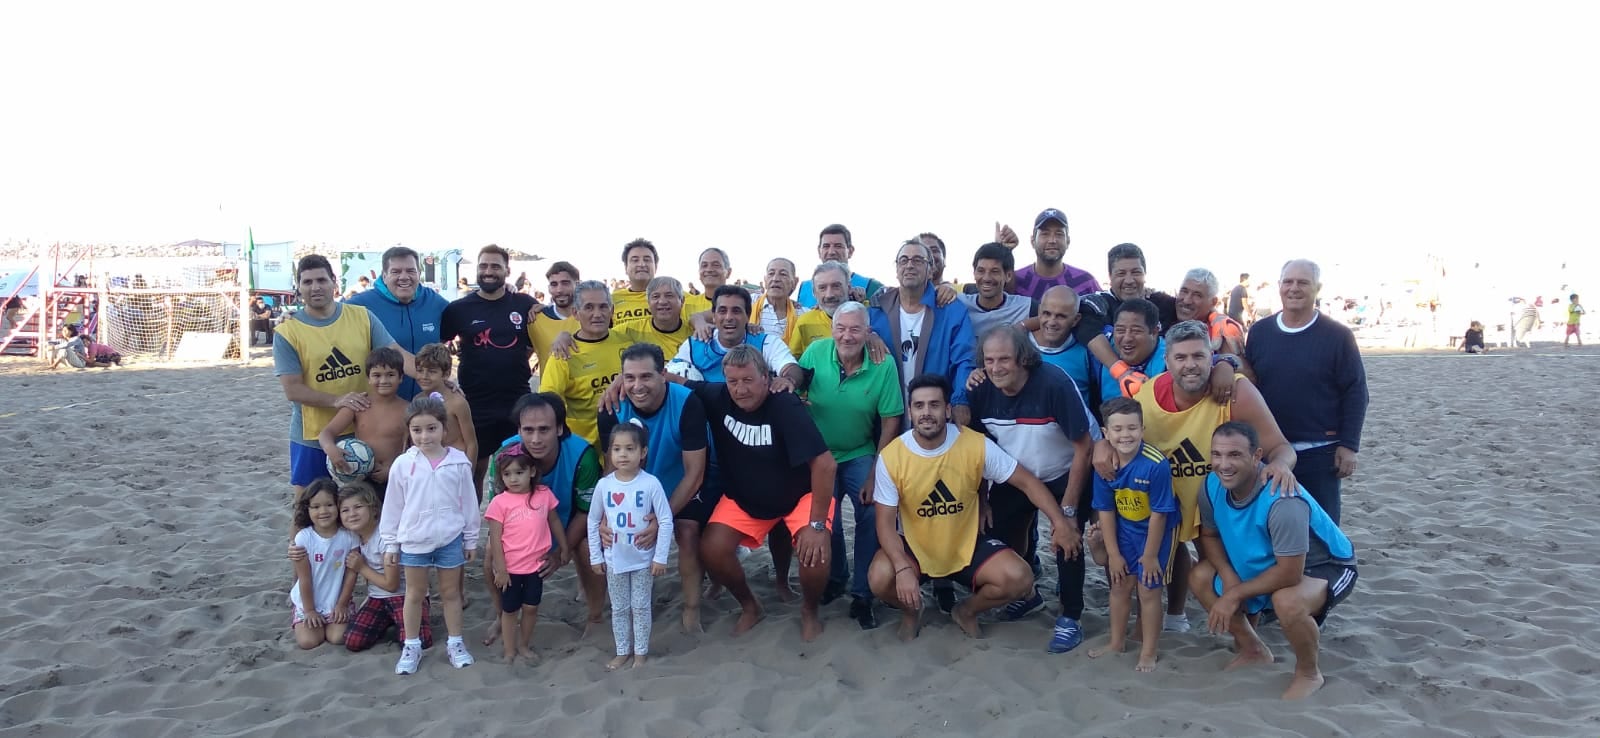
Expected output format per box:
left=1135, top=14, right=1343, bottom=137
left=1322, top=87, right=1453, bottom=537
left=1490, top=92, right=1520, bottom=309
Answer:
left=414, top=343, right=480, bottom=476
left=317, top=347, right=411, bottom=491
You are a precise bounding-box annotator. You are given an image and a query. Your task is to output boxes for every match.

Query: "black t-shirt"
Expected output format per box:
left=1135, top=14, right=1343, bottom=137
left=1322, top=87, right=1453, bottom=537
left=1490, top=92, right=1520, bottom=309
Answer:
left=1077, top=291, right=1181, bottom=345
left=688, top=382, right=827, bottom=519
left=440, top=291, right=538, bottom=415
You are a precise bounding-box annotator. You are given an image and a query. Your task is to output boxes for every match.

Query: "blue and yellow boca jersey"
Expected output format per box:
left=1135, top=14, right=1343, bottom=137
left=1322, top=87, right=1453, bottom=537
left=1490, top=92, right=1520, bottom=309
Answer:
left=1091, top=442, right=1179, bottom=539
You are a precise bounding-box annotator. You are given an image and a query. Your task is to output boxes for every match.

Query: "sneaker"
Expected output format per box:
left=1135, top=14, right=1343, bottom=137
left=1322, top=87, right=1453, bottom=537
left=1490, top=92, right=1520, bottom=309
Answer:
left=1048, top=616, right=1083, bottom=653
left=849, top=597, right=880, bottom=630
left=394, top=643, right=422, bottom=675
left=447, top=640, right=475, bottom=669
left=934, top=585, right=956, bottom=615
left=999, top=589, right=1046, bottom=621
left=1163, top=613, right=1192, bottom=633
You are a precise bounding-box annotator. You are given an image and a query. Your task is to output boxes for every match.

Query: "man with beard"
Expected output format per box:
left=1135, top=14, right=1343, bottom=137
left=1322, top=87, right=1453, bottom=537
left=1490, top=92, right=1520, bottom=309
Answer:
left=959, top=242, right=1038, bottom=336
left=1175, top=268, right=1247, bottom=361
left=441, top=244, right=540, bottom=490
left=688, top=345, right=838, bottom=641
left=869, top=240, right=976, bottom=428
left=1094, top=320, right=1298, bottom=634
left=1006, top=209, right=1102, bottom=298
left=527, top=261, right=580, bottom=365
left=684, top=248, right=731, bottom=316
left=275, top=254, right=409, bottom=496
left=751, top=258, right=807, bottom=349
left=539, top=281, right=637, bottom=446
left=796, top=301, right=904, bottom=629
left=967, top=325, right=1097, bottom=649
left=597, top=344, right=712, bottom=632
left=797, top=224, right=886, bottom=308
left=789, top=261, right=852, bottom=356
left=868, top=373, right=1074, bottom=640
left=346, top=246, right=449, bottom=400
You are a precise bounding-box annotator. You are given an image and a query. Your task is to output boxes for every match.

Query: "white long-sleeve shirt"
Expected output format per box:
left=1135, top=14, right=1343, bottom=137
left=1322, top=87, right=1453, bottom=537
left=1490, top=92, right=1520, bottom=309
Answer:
left=380, top=446, right=481, bottom=555
left=587, top=471, right=674, bottom=574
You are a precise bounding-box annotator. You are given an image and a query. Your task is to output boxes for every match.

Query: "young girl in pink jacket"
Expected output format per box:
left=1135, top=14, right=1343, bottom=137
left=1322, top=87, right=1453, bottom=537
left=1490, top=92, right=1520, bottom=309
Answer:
left=380, top=394, right=481, bottom=675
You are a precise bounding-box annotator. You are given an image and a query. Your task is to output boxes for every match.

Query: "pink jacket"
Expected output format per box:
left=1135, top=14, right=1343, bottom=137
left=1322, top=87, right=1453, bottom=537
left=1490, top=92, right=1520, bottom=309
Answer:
left=379, top=446, right=480, bottom=555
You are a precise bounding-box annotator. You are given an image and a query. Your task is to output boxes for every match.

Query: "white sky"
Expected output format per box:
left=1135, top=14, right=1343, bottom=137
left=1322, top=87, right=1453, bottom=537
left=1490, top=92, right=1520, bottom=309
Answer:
left=2, top=1, right=1596, bottom=296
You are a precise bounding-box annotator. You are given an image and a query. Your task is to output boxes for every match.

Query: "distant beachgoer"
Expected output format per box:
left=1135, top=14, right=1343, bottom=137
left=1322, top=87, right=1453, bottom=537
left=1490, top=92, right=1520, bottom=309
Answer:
left=1566, top=294, right=1584, bottom=347
left=1514, top=299, right=1539, bottom=347
left=1227, top=274, right=1251, bottom=324
left=1461, top=321, right=1487, bottom=354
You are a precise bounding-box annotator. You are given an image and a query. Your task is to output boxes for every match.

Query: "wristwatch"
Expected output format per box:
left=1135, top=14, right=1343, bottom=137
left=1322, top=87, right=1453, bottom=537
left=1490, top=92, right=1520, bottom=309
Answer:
left=1061, top=506, right=1077, bottom=518
left=808, top=521, right=827, bottom=532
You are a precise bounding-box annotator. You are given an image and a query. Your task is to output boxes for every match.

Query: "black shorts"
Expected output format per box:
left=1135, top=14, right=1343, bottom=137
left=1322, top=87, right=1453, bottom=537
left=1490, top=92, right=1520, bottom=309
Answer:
left=909, top=535, right=1013, bottom=591
left=473, top=417, right=516, bottom=460
left=676, top=486, right=723, bottom=527
left=1304, top=562, right=1358, bottom=626
left=499, top=572, right=545, bottom=612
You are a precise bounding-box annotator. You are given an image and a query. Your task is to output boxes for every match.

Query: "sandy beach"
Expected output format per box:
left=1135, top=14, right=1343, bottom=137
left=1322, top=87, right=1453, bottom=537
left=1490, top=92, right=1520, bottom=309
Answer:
left=2, top=348, right=1598, bottom=737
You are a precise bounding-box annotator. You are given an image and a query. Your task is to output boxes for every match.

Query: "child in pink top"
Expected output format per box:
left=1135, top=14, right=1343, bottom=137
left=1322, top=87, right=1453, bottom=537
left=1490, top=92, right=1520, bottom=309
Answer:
left=484, top=445, right=566, bottom=664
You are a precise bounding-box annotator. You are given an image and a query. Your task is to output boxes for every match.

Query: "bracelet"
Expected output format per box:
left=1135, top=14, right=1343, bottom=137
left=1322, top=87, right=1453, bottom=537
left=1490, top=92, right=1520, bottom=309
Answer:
left=894, top=565, right=913, bottom=575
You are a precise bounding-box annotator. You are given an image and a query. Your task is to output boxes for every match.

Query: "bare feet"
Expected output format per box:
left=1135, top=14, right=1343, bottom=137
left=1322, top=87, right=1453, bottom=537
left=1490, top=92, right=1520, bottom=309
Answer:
left=483, top=620, right=500, bottom=646
left=951, top=601, right=982, bottom=639
left=704, top=581, right=725, bottom=601
left=800, top=609, right=823, bottom=642
left=775, top=579, right=797, bottom=603
left=517, top=646, right=539, bottom=664
left=1282, top=671, right=1325, bottom=700
left=631, top=655, right=648, bottom=669
left=1084, top=522, right=1108, bottom=567
left=605, top=655, right=630, bottom=671
left=1224, top=641, right=1274, bottom=671
left=1087, top=638, right=1125, bottom=659
left=732, top=603, right=765, bottom=636
left=502, top=647, right=517, bottom=662
left=681, top=607, right=702, bottom=634
left=896, top=610, right=921, bottom=642
left=580, top=612, right=605, bottom=639
left=1135, top=647, right=1158, bottom=673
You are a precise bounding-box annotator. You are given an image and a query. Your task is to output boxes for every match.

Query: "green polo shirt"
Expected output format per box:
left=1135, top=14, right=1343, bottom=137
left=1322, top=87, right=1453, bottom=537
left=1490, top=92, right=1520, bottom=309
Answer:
left=799, top=338, right=905, bottom=463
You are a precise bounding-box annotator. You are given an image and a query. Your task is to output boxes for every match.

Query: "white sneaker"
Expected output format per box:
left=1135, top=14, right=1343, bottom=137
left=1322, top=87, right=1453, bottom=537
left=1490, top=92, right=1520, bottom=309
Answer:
left=395, top=643, right=422, bottom=675
left=447, top=640, right=475, bottom=668
left=1163, top=613, right=1192, bottom=633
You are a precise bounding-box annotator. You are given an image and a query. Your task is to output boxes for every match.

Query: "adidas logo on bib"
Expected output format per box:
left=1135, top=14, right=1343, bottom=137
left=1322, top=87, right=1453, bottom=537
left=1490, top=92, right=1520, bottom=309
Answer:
left=917, top=480, right=964, bottom=518
left=316, top=347, right=362, bottom=382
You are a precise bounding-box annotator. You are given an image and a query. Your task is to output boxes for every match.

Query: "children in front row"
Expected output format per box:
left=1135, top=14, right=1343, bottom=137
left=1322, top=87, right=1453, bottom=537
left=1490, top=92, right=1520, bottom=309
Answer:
left=337, top=482, right=433, bottom=652
left=484, top=445, right=566, bottom=664
left=317, top=347, right=410, bottom=491
left=381, top=395, right=481, bottom=674
left=1086, top=398, right=1180, bottom=673
left=587, top=424, right=673, bottom=670
left=289, top=479, right=359, bottom=649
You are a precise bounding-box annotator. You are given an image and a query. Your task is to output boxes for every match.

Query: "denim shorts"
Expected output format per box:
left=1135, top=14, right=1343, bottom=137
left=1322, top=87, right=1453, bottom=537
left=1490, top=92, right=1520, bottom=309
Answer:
left=399, top=534, right=467, bottom=570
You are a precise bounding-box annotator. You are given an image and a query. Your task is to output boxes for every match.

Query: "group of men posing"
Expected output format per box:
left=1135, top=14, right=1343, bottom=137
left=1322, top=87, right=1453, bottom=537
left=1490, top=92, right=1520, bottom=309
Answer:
left=274, top=208, right=1369, bottom=699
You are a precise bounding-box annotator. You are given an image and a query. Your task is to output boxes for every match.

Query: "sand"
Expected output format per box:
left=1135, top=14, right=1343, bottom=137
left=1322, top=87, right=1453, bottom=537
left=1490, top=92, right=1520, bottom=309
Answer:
left=2, top=348, right=1598, bottom=737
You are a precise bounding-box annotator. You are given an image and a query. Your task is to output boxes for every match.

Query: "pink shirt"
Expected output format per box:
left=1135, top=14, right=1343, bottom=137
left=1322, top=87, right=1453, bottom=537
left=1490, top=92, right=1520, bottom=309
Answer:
left=484, top=485, right=559, bottom=575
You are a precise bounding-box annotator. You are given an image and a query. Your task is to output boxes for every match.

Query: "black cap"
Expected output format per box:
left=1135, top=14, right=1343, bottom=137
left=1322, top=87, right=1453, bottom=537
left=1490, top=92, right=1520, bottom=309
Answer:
left=1034, top=208, right=1069, bottom=230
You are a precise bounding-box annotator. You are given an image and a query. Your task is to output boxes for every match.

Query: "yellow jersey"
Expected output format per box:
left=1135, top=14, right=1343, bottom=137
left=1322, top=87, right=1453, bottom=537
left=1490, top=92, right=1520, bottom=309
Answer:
left=277, top=304, right=375, bottom=442
left=1134, top=373, right=1235, bottom=542
left=537, top=330, right=635, bottom=445
left=880, top=427, right=989, bottom=577
left=527, top=306, right=578, bottom=365
left=788, top=308, right=834, bottom=358
left=619, top=316, right=693, bottom=359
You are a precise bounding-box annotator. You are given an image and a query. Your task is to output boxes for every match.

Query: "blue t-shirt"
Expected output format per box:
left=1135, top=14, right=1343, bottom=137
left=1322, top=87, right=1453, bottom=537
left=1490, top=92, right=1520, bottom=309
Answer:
left=1092, top=337, right=1166, bottom=404
left=272, top=304, right=397, bottom=446
left=1091, top=441, right=1178, bottom=548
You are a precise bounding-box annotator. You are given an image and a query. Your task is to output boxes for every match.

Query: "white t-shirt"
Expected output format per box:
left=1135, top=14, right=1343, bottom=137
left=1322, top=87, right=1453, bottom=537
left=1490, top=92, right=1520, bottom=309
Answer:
left=873, top=425, right=1019, bottom=507
left=588, top=471, right=676, bottom=574
left=759, top=301, right=807, bottom=338
left=898, top=306, right=927, bottom=389
left=359, top=535, right=400, bottom=599
left=289, top=527, right=360, bottom=614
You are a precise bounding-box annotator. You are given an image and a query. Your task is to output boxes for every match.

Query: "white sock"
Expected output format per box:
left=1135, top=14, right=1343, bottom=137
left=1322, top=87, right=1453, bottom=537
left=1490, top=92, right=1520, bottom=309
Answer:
left=404, top=638, right=422, bottom=647
left=446, top=635, right=463, bottom=646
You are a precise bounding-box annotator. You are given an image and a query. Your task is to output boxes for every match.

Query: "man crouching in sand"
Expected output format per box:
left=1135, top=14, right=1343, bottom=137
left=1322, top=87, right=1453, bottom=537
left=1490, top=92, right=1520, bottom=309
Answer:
left=1192, top=422, right=1358, bottom=700
left=867, top=374, right=1075, bottom=640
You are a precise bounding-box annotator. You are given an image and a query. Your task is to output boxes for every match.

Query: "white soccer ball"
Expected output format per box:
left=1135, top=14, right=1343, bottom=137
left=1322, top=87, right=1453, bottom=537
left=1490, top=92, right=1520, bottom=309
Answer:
left=326, top=437, right=376, bottom=483
left=665, top=358, right=703, bottom=382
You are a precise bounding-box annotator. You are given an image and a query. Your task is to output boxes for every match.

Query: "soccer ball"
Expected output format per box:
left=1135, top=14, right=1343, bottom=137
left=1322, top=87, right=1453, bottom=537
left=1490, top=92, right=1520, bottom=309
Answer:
left=665, top=358, right=704, bottom=382
left=326, top=437, right=376, bottom=484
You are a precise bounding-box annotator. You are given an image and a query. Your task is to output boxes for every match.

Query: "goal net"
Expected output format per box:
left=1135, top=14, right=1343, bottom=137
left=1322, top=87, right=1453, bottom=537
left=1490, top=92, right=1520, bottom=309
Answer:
left=100, top=288, right=242, bottom=361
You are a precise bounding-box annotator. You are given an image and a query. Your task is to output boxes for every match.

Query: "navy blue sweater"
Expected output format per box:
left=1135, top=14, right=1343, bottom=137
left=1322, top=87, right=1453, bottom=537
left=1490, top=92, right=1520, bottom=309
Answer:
left=1244, top=313, right=1369, bottom=452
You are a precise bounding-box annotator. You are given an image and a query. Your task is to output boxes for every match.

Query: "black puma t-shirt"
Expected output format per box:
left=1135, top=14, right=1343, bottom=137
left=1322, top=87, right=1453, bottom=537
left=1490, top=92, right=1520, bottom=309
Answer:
left=689, top=382, right=827, bottom=520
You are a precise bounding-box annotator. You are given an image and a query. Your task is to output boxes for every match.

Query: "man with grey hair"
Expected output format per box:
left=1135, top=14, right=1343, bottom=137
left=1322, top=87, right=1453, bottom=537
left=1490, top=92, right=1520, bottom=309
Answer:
left=686, top=247, right=733, bottom=315
left=538, top=280, right=637, bottom=446
left=674, top=343, right=839, bottom=641
left=1244, top=259, right=1368, bottom=524
left=1175, top=267, right=1247, bottom=359
left=624, top=275, right=694, bottom=358
left=796, top=300, right=905, bottom=628
left=753, top=257, right=806, bottom=348
left=789, top=261, right=853, bottom=356
left=870, top=239, right=977, bottom=428
left=967, top=324, right=1097, bottom=648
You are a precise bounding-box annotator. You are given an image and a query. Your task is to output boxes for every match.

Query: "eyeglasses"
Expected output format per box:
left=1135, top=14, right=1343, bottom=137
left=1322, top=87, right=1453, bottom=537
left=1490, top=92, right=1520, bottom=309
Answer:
left=896, top=256, right=929, bottom=267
